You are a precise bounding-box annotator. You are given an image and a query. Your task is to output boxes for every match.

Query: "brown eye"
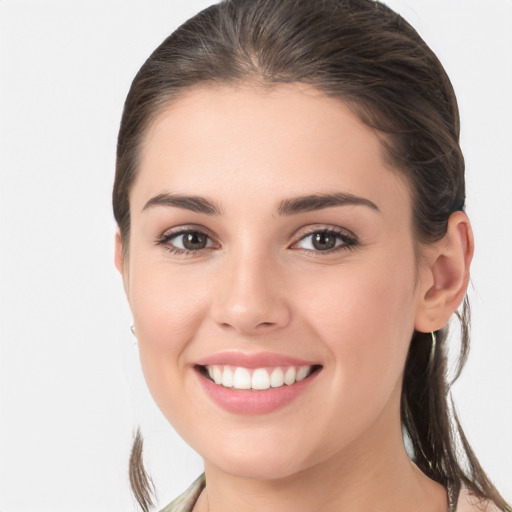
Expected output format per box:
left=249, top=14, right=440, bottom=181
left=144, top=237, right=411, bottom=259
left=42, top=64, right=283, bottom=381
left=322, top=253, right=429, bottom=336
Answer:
left=311, top=232, right=337, bottom=251
left=294, top=228, right=357, bottom=253
left=160, top=229, right=214, bottom=253
left=181, top=231, right=209, bottom=250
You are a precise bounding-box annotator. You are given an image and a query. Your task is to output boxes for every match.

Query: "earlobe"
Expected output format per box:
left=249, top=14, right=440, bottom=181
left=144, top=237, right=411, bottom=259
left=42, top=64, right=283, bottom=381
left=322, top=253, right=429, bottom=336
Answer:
left=415, top=211, right=474, bottom=332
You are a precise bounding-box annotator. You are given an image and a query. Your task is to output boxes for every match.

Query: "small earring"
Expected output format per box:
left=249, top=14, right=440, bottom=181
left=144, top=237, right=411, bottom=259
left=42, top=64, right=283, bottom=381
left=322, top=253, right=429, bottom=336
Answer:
left=130, top=325, right=136, bottom=336
left=428, top=331, right=437, bottom=372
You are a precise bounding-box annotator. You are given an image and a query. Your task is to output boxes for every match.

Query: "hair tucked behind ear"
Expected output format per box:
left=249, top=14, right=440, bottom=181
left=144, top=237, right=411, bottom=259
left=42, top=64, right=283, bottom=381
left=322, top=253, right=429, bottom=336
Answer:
left=114, top=0, right=510, bottom=509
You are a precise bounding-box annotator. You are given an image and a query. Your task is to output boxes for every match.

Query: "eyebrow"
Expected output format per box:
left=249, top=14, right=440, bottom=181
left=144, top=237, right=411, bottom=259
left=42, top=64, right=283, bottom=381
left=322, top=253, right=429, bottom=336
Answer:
left=142, top=193, right=221, bottom=215
left=141, top=191, right=379, bottom=216
left=277, top=193, right=379, bottom=215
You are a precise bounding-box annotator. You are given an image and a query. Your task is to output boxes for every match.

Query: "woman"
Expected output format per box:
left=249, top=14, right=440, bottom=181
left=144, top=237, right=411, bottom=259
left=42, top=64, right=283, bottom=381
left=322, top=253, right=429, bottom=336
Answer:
left=112, top=0, right=510, bottom=511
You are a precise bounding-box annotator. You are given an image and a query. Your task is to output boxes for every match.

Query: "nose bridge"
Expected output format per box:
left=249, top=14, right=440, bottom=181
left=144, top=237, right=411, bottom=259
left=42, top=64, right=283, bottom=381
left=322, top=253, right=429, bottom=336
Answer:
left=212, top=243, right=290, bottom=334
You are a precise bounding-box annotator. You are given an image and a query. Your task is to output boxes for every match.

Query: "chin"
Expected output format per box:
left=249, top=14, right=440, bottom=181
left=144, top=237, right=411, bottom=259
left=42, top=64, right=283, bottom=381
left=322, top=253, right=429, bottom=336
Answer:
left=214, top=455, right=305, bottom=481
left=200, top=435, right=315, bottom=481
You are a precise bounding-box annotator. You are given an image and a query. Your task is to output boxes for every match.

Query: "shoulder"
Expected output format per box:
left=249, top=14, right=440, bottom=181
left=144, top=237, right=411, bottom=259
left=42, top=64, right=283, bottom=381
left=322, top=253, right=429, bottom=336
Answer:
left=456, top=488, right=503, bottom=512
left=159, top=474, right=206, bottom=512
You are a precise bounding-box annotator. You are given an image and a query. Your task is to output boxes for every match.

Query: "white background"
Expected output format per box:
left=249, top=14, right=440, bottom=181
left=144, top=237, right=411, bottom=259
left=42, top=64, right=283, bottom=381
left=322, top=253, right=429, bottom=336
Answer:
left=0, top=1, right=510, bottom=510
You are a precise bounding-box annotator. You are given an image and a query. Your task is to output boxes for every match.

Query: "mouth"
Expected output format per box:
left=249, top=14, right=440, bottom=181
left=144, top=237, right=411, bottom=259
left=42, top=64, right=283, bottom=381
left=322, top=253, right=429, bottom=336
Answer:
left=196, top=364, right=322, bottom=391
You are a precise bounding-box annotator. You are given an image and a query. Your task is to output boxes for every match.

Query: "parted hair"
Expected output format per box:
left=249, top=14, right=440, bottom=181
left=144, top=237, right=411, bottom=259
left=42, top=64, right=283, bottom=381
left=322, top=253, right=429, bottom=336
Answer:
left=113, top=1, right=510, bottom=510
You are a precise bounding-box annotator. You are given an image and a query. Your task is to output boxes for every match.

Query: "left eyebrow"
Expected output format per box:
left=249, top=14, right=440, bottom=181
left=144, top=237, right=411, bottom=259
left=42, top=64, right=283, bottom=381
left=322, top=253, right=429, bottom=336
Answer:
left=141, top=193, right=221, bottom=215
left=277, top=193, right=380, bottom=215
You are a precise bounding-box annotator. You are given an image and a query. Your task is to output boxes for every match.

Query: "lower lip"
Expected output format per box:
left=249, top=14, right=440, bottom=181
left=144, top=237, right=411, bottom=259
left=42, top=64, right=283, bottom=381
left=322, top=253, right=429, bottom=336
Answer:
left=196, top=368, right=320, bottom=415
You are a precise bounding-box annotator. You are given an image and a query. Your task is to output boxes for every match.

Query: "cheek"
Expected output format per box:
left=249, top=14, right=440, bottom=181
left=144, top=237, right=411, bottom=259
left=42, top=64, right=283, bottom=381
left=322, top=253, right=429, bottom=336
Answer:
left=127, top=255, right=211, bottom=397
left=130, top=255, right=208, bottom=339
left=299, top=254, right=418, bottom=397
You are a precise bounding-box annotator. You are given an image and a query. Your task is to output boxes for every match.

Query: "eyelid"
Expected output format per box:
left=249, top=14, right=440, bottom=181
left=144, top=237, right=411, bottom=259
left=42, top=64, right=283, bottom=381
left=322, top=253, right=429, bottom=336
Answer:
left=157, top=224, right=216, bottom=240
left=289, top=224, right=358, bottom=252
left=154, top=223, right=358, bottom=255
left=291, top=224, right=357, bottom=242
left=155, top=224, right=219, bottom=254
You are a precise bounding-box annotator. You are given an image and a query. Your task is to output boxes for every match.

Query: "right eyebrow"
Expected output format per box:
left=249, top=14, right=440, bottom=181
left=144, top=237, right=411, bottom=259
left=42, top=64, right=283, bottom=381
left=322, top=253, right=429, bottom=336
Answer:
left=277, top=192, right=379, bottom=215
left=141, top=193, right=221, bottom=215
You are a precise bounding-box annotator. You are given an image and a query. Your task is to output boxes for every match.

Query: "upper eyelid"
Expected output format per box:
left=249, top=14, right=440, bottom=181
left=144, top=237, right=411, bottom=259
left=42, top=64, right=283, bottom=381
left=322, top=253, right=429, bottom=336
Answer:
left=155, top=226, right=219, bottom=252
left=159, top=224, right=217, bottom=239
left=291, top=224, right=357, bottom=242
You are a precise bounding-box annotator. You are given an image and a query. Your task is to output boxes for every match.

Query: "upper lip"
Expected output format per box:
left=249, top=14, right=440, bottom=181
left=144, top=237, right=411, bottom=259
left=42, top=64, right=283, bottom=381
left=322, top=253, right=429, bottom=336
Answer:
left=195, top=351, right=320, bottom=369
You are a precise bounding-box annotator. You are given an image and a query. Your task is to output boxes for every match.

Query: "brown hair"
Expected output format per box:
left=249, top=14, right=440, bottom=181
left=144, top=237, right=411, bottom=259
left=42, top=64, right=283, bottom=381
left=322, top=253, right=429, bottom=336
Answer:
left=113, top=1, right=510, bottom=510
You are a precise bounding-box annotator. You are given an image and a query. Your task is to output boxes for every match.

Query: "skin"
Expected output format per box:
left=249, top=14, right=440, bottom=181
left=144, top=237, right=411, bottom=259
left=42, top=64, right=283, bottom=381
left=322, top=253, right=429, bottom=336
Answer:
left=115, top=84, right=473, bottom=512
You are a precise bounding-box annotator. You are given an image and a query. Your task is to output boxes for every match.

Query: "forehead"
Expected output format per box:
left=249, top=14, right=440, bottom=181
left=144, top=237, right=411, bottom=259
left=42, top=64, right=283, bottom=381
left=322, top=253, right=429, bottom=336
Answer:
left=133, top=84, right=411, bottom=216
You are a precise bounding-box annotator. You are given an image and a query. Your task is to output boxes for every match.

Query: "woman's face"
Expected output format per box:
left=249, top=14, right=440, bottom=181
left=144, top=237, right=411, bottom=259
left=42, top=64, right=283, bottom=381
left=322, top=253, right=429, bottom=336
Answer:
left=118, top=84, right=430, bottom=480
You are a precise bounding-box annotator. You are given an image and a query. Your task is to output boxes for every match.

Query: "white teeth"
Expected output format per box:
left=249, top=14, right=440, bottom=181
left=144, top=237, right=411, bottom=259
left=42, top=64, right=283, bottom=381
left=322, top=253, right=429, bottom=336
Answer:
left=252, top=369, right=270, bottom=390
left=204, top=365, right=315, bottom=390
left=221, top=367, right=234, bottom=387
left=233, top=367, right=251, bottom=389
left=296, top=366, right=310, bottom=382
left=270, top=367, right=284, bottom=388
left=212, top=366, right=222, bottom=385
left=284, top=367, right=296, bottom=385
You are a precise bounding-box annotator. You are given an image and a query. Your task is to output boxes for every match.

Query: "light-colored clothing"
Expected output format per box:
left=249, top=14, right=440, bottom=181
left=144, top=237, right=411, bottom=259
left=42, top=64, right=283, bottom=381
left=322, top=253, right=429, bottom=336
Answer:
left=159, top=474, right=205, bottom=512
left=158, top=474, right=500, bottom=512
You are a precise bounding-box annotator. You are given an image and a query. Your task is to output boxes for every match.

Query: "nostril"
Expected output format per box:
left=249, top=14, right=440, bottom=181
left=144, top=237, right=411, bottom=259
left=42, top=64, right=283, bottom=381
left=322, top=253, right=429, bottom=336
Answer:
left=212, top=295, right=291, bottom=334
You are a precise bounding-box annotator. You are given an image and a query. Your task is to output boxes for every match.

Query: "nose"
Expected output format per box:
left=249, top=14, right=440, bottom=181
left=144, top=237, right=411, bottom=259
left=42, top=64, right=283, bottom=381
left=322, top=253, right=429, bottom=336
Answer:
left=211, top=251, right=291, bottom=336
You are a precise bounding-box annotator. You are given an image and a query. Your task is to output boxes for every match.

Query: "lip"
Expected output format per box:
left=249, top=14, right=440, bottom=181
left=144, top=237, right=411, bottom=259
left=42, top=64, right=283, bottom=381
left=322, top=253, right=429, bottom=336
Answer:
left=194, top=351, right=322, bottom=415
left=195, top=351, right=317, bottom=369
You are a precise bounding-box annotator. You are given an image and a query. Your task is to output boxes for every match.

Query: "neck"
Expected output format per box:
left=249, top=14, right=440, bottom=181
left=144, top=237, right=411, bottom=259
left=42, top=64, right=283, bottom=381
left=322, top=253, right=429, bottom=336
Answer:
left=195, top=385, right=447, bottom=512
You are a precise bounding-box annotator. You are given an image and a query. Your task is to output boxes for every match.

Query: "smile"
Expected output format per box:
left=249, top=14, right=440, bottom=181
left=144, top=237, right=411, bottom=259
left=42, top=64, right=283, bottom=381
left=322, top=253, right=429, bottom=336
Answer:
left=195, top=357, right=322, bottom=414
left=194, top=352, right=322, bottom=413
left=201, top=364, right=319, bottom=390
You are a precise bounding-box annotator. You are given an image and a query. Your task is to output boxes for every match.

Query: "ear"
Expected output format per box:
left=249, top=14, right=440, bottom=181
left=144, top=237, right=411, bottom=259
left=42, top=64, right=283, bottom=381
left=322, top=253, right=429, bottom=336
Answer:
left=415, top=211, right=474, bottom=333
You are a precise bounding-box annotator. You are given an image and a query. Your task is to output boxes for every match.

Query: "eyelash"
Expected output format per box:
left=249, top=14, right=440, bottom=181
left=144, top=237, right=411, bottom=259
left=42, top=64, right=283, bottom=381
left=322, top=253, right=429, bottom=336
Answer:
left=155, top=227, right=216, bottom=256
left=155, top=226, right=358, bottom=256
left=291, top=227, right=358, bottom=255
